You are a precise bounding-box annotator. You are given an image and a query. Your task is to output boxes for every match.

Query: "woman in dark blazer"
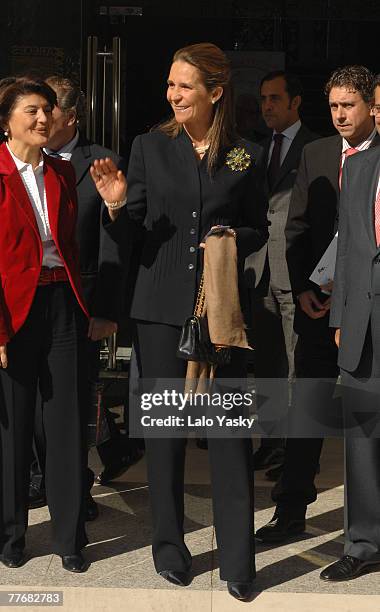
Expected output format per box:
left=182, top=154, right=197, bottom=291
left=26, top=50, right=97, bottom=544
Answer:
left=91, top=43, right=268, bottom=601
left=0, top=78, right=90, bottom=572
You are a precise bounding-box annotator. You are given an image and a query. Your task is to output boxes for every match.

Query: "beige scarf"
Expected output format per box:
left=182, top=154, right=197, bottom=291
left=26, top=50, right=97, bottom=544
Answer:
left=185, top=232, right=251, bottom=394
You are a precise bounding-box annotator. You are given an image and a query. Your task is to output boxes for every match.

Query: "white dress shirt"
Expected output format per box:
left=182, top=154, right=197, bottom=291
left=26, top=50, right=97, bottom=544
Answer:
left=267, top=119, right=302, bottom=167
left=341, top=127, right=377, bottom=168
left=44, top=130, right=79, bottom=161
left=7, top=144, right=63, bottom=268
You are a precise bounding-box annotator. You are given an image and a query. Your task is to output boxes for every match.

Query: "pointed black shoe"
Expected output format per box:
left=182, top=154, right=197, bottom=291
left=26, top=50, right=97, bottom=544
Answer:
left=0, top=551, right=26, bottom=568
left=96, top=449, right=144, bottom=485
left=159, top=570, right=190, bottom=587
left=227, top=581, right=255, bottom=602
left=320, top=555, right=380, bottom=582
left=255, top=512, right=306, bottom=543
left=61, top=553, right=89, bottom=573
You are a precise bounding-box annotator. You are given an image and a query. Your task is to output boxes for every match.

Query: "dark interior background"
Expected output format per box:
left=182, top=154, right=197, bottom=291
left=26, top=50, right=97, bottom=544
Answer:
left=0, top=0, right=379, bottom=158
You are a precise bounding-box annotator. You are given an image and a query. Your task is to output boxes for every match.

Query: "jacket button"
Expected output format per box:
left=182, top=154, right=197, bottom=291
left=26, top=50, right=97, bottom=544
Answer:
left=367, top=292, right=372, bottom=299
left=192, top=211, right=198, bottom=218
left=189, top=246, right=196, bottom=253
left=190, top=228, right=196, bottom=235
left=188, top=263, right=194, bottom=270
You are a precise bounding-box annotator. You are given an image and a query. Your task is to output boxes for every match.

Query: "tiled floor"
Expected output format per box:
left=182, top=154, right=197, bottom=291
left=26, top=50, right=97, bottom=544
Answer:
left=1, top=438, right=378, bottom=611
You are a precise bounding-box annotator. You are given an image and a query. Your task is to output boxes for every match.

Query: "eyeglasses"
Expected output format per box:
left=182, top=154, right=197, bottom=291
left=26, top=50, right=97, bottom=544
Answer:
left=371, top=105, right=380, bottom=116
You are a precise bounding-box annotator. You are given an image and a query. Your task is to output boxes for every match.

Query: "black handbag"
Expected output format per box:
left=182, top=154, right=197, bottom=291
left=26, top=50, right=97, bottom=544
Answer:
left=177, top=274, right=231, bottom=366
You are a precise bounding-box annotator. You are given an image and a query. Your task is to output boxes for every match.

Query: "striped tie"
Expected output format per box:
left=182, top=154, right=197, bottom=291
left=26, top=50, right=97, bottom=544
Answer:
left=374, top=189, right=380, bottom=247
left=339, top=147, right=358, bottom=190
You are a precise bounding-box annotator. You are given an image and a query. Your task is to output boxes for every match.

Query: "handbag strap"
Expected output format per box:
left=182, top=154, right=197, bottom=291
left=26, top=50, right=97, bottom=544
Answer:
left=194, top=273, right=205, bottom=317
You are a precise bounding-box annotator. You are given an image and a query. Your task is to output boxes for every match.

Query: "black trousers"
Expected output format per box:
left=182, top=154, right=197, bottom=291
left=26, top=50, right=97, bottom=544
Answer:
left=272, top=328, right=339, bottom=512
left=0, top=283, right=88, bottom=556
left=134, top=320, right=255, bottom=582
left=249, top=282, right=297, bottom=450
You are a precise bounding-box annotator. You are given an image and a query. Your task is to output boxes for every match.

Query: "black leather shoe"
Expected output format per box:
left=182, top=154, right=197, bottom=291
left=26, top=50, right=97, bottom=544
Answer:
left=159, top=570, right=190, bottom=586
left=227, top=581, right=255, bottom=602
left=255, top=512, right=306, bottom=543
left=320, top=555, right=380, bottom=582
left=0, top=551, right=26, bottom=568
left=253, top=446, right=284, bottom=470
left=265, top=463, right=284, bottom=481
left=85, top=494, right=99, bottom=521
left=28, top=483, right=47, bottom=509
left=61, top=553, right=89, bottom=573
left=96, top=449, right=144, bottom=485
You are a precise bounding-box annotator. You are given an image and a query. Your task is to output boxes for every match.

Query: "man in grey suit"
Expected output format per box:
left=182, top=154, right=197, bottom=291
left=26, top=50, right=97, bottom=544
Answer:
left=256, top=65, right=379, bottom=545
left=245, top=71, right=318, bottom=473
left=321, top=74, right=380, bottom=582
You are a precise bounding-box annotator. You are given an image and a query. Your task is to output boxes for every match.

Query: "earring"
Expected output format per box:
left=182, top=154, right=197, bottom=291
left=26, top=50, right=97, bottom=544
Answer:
left=212, top=100, right=215, bottom=105
left=3, top=130, right=8, bottom=137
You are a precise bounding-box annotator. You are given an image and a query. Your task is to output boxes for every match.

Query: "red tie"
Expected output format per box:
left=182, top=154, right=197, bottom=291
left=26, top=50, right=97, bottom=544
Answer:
left=374, top=190, right=380, bottom=247
left=339, top=147, right=358, bottom=189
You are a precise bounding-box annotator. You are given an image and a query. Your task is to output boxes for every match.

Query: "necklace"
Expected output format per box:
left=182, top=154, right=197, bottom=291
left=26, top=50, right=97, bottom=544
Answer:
left=193, top=143, right=210, bottom=154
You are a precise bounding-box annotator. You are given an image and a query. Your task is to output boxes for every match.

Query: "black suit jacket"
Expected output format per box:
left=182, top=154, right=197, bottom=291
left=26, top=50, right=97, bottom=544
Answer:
left=330, top=146, right=380, bottom=371
left=285, top=133, right=380, bottom=338
left=124, top=129, right=269, bottom=326
left=245, top=124, right=318, bottom=291
left=69, top=133, right=127, bottom=321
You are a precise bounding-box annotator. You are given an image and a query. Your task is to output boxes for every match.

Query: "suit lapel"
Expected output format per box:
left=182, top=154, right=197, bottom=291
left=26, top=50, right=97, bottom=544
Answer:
left=43, top=156, right=62, bottom=243
left=270, top=126, right=310, bottom=191
left=70, top=142, right=92, bottom=185
left=0, top=144, right=40, bottom=236
left=325, top=135, right=342, bottom=198
left=361, top=153, right=380, bottom=250
left=174, top=130, right=201, bottom=205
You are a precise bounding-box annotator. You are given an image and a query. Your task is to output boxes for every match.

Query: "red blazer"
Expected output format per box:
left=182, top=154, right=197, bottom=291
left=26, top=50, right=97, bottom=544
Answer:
left=0, top=143, right=88, bottom=345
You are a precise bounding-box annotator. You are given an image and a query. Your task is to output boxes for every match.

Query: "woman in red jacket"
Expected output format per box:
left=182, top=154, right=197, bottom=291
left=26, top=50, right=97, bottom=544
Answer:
left=0, top=78, right=89, bottom=572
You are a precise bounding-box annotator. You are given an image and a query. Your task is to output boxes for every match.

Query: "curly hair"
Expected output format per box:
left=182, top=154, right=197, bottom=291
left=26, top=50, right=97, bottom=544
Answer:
left=324, top=65, right=374, bottom=103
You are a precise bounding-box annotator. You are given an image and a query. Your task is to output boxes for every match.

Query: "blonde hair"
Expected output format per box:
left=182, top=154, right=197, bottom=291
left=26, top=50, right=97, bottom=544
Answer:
left=159, top=42, right=236, bottom=173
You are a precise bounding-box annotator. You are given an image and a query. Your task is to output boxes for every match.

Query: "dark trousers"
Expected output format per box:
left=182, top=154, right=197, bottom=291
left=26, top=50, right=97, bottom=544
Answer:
left=30, top=336, right=100, bottom=493
left=250, top=283, right=297, bottom=449
left=272, top=327, right=339, bottom=512
left=134, top=320, right=255, bottom=582
left=341, top=305, right=380, bottom=561
left=0, top=284, right=88, bottom=556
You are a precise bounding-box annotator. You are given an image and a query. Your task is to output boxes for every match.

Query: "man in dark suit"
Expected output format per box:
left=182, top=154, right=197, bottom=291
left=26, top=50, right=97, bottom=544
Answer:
left=321, top=74, right=380, bottom=581
left=245, top=71, right=318, bottom=474
left=29, top=77, right=131, bottom=516
left=256, top=65, right=379, bottom=543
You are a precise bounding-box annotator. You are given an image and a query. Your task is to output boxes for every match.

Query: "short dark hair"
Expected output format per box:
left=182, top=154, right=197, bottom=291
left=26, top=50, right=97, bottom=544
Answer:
left=0, top=77, right=57, bottom=140
left=45, top=76, right=86, bottom=124
left=260, top=70, right=304, bottom=100
left=324, top=65, right=374, bottom=103
left=374, top=74, right=380, bottom=92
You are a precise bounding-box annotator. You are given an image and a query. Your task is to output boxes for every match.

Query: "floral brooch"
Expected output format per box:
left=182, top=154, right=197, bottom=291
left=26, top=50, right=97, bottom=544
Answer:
left=226, top=147, right=252, bottom=171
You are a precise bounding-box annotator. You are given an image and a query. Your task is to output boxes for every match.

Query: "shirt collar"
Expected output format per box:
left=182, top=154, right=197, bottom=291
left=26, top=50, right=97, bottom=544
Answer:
left=6, top=143, right=44, bottom=172
left=44, top=130, right=79, bottom=160
left=342, top=126, right=377, bottom=153
left=273, top=119, right=301, bottom=142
